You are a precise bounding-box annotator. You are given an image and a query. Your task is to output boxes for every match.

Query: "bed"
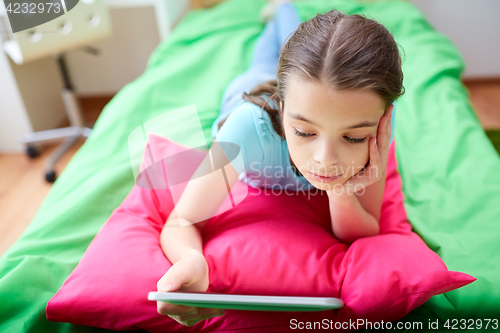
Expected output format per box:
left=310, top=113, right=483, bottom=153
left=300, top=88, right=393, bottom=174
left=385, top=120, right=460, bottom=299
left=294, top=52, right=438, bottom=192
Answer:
left=1, top=0, right=499, bottom=332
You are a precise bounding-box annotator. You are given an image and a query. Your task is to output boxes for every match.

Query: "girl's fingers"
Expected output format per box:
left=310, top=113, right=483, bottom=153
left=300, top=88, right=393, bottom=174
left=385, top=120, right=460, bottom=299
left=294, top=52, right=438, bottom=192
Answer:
left=382, top=115, right=391, bottom=158
left=370, top=137, right=381, bottom=169
left=381, top=115, right=390, bottom=148
left=365, top=138, right=383, bottom=181
left=169, top=308, right=224, bottom=326
left=375, top=115, right=387, bottom=150
left=386, top=114, right=392, bottom=142
left=375, top=115, right=390, bottom=158
left=158, top=303, right=197, bottom=316
left=174, top=308, right=223, bottom=321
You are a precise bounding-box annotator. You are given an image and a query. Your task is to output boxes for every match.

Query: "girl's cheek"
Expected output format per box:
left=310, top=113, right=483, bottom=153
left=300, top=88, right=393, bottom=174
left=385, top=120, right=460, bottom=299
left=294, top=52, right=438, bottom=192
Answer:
left=353, top=151, right=369, bottom=173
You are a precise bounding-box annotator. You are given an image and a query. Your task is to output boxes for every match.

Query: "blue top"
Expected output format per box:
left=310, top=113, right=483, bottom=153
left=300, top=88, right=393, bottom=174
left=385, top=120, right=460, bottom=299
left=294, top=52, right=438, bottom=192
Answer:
left=214, top=101, right=396, bottom=191
left=214, top=101, right=315, bottom=191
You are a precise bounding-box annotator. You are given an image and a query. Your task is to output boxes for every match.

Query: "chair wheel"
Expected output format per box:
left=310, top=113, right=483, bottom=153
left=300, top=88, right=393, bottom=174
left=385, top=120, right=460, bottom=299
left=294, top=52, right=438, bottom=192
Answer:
left=45, top=170, right=57, bottom=183
left=26, top=145, right=40, bottom=159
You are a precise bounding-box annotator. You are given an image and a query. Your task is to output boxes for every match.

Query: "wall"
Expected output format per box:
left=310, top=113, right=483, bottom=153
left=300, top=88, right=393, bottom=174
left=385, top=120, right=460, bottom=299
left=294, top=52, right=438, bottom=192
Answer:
left=411, top=0, right=500, bottom=79
left=64, top=6, right=161, bottom=96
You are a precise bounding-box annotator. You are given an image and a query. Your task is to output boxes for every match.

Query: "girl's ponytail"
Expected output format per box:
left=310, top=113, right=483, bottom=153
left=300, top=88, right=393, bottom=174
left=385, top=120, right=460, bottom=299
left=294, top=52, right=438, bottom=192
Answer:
left=241, top=79, right=285, bottom=138
left=218, top=80, right=285, bottom=138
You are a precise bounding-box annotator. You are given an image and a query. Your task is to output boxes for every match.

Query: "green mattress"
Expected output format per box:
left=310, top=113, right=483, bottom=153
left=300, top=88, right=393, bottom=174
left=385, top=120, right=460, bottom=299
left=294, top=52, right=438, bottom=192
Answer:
left=1, top=0, right=499, bottom=332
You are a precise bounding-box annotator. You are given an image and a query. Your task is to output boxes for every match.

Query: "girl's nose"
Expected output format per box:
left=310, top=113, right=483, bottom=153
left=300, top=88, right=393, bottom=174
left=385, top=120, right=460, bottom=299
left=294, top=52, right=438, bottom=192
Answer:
left=313, top=140, right=338, bottom=168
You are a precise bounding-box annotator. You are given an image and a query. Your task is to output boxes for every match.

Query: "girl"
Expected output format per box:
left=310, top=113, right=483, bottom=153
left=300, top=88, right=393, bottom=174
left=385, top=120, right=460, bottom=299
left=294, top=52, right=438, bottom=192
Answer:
left=156, top=2, right=403, bottom=327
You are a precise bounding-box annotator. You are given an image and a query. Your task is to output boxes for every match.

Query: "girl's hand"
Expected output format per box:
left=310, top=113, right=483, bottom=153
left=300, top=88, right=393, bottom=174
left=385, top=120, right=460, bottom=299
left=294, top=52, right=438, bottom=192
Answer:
left=156, top=251, right=225, bottom=327
left=329, top=107, right=393, bottom=197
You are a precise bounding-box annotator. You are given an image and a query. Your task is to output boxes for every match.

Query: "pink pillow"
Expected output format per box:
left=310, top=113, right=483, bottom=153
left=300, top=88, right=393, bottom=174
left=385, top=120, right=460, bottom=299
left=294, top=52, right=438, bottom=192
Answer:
left=46, top=134, right=475, bottom=332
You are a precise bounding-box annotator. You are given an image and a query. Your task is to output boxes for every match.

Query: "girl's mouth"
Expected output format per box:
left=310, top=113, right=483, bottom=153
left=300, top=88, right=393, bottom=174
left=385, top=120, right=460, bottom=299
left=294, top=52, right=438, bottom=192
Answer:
left=308, top=172, right=342, bottom=183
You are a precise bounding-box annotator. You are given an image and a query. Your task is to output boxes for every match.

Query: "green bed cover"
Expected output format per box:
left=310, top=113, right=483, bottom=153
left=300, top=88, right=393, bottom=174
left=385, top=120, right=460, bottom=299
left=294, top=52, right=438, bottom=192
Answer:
left=1, top=0, right=499, bottom=332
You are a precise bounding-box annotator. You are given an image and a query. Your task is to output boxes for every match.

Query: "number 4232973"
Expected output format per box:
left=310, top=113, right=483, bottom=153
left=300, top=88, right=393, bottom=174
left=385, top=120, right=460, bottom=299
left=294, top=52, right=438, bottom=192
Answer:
left=5, top=2, right=62, bottom=14
left=444, top=319, right=498, bottom=330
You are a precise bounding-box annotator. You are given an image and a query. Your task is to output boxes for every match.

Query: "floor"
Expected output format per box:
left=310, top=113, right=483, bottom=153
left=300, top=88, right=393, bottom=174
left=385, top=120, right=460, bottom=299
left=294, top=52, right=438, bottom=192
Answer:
left=0, top=96, right=112, bottom=256
left=464, top=81, right=500, bottom=130
left=0, top=81, right=499, bottom=258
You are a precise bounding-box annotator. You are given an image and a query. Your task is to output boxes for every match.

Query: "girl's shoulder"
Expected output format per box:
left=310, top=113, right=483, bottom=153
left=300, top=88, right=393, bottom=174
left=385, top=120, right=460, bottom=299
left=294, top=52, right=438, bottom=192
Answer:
left=216, top=101, right=314, bottom=190
left=214, top=102, right=267, bottom=170
left=215, top=101, right=282, bottom=172
left=219, top=101, right=279, bottom=143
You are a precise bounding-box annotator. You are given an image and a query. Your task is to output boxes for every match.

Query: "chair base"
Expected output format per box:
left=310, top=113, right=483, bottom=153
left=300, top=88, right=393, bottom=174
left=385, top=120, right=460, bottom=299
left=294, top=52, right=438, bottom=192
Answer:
left=23, top=126, right=92, bottom=183
left=22, top=52, right=93, bottom=183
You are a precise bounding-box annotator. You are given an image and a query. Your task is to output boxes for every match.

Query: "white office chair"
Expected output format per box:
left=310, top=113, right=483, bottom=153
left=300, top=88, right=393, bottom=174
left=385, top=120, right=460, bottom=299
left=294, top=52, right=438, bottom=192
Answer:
left=2, top=0, right=111, bottom=182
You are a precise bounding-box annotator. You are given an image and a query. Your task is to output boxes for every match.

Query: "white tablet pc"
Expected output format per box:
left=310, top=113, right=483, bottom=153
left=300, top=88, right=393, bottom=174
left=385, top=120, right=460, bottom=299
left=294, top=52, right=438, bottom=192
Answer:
left=148, top=291, right=343, bottom=312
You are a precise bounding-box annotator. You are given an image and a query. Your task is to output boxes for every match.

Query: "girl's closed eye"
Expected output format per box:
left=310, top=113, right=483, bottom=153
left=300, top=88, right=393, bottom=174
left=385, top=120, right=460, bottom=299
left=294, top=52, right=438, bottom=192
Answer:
left=345, top=136, right=367, bottom=144
left=293, top=128, right=315, bottom=138
left=293, top=128, right=367, bottom=144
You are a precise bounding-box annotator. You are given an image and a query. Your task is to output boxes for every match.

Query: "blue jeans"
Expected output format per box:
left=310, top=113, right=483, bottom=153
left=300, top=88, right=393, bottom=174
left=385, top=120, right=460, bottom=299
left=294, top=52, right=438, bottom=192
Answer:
left=211, top=2, right=302, bottom=138
left=211, top=3, right=397, bottom=143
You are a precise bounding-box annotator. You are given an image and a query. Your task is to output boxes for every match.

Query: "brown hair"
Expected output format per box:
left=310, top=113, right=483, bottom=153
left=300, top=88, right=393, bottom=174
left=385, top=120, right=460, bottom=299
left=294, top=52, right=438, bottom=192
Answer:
left=218, top=9, right=404, bottom=138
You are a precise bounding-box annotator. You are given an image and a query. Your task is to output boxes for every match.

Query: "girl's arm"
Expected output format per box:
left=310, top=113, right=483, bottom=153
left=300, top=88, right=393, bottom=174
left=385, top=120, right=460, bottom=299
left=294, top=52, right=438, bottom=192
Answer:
left=328, top=111, right=392, bottom=244
left=160, top=218, right=205, bottom=264
left=327, top=169, right=386, bottom=244
left=161, top=138, right=241, bottom=263
left=354, top=168, right=386, bottom=223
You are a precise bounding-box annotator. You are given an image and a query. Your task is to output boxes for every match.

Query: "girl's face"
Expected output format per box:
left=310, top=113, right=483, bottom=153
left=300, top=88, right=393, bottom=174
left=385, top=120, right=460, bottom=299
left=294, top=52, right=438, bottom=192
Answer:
left=282, top=76, right=390, bottom=191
